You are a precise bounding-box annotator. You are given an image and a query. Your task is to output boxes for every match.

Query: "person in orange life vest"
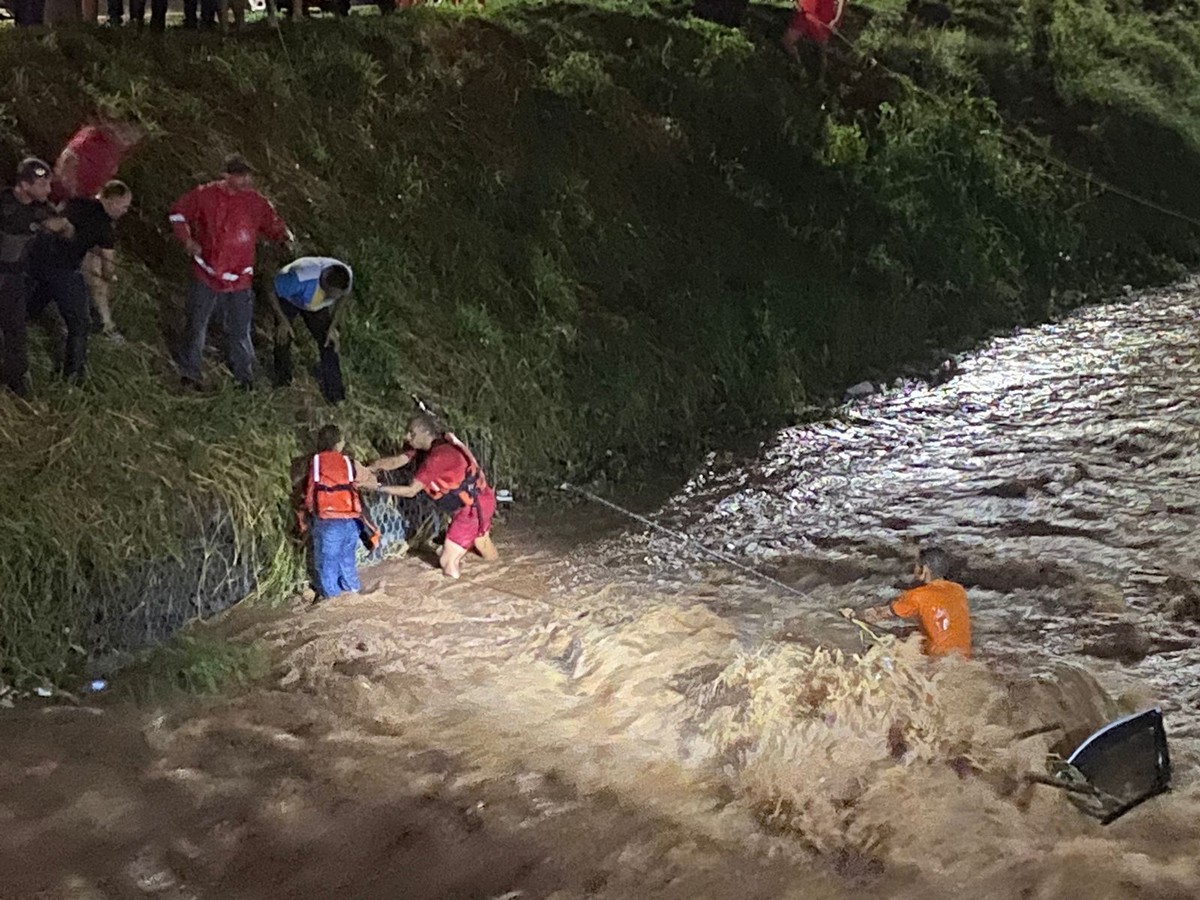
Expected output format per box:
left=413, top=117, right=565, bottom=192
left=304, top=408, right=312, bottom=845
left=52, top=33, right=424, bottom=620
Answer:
left=362, top=413, right=498, bottom=580
left=303, top=424, right=365, bottom=600
left=169, top=154, right=293, bottom=392
left=847, top=546, right=972, bottom=658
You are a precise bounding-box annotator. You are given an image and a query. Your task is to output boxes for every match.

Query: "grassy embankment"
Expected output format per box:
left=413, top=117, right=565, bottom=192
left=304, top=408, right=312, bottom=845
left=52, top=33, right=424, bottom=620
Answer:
left=1, top=0, right=1199, bottom=685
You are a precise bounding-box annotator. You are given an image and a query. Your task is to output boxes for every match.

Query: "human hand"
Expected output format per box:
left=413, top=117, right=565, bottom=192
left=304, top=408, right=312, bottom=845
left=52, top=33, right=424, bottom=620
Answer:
left=44, top=217, right=75, bottom=239
left=325, top=327, right=340, bottom=352
left=184, top=239, right=202, bottom=258
left=275, top=318, right=295, bottom=343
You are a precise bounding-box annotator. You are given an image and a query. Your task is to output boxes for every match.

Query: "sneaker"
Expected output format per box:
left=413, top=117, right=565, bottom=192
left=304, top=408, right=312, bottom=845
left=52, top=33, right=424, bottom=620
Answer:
left=180, top=376, right=204, bottom=393
left=103, top=329, right=127, bottom=345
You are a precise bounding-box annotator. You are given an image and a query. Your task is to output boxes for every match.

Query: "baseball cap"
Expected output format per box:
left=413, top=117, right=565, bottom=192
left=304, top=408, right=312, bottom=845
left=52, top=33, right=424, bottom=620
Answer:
left=16, top=157, right=51, bottom=183
left=222, top=153, right=254, bottom=176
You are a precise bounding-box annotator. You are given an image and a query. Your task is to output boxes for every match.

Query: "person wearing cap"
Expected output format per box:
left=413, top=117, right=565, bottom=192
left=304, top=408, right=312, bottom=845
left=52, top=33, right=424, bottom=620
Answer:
left=0, top=159, right=74, bottom=398
left=270, top=257, right=353, bottom=404
left=27, top=181, right=134, bottom=383
left=169, top=154, right=292, bottom=392
left=52, top=118, right=143, bottom=340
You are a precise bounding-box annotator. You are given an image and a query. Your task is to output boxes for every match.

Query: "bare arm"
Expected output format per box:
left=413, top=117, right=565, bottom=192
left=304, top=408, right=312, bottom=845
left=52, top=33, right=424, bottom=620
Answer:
left=98, top=248, right=117, bottom=282
left=368, top=451, right=413, bottom=473
left=370, top=480, right=424, bottom=500
left=41, top=214, right=75, bottom=240
left=325, top=293, right=351, bottom=348
left=841, top=604, right=893, bottom=624
left=55, top=149, right=80, bottom=197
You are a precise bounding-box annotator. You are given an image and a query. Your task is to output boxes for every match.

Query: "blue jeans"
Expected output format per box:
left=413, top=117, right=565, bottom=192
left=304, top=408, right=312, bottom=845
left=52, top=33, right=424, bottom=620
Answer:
left=312, top=518, right=361, bottom=598
left=179, top=280, right=255, bottom=386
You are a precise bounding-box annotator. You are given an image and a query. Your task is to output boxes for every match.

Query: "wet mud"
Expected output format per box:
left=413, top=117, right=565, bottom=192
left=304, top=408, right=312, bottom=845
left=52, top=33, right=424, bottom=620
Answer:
left=4, top=283, right=1200, bottom=899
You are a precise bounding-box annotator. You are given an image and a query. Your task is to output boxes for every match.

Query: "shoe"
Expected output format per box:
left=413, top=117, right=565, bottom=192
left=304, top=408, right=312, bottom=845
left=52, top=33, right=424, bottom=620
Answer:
left=103, top=329, right=127, bottom=345
left=180, top=376, right=204, bottom=393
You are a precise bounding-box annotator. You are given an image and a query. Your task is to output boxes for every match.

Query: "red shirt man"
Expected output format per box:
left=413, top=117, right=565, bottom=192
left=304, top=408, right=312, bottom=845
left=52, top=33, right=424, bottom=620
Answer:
left=169, top=159, right=291, bottom=293
left=52, top=121, right=142, bottom=202
left=170, top=155, right=291, bottom=390
left=783, top=0, right=846, bottom=60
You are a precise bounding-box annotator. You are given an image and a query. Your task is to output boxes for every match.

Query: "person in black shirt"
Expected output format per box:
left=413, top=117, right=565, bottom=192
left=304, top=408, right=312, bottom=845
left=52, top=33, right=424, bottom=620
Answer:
left=28, top=180, right=132, bottom=383
left=0, top=158, right=73, bottom=398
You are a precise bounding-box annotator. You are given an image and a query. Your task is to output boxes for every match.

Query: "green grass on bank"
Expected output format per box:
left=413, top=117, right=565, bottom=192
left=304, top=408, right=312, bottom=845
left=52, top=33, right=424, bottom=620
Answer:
left=1, top=0, right=1199, bottom=685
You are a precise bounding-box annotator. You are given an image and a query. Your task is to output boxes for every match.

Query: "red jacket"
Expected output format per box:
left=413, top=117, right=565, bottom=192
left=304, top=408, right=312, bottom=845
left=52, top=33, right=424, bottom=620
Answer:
left=169, top=180, right=291, bottom=292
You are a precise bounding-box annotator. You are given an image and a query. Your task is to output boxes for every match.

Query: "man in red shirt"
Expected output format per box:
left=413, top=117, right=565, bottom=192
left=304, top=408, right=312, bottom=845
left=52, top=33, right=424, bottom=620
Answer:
left=848, top=546, right=972, bottom=658
left=782, top=0, right=846, bottom=79
left=363, top=413, right=499, bottom=579
left=52, top=120, right=143, bottom=203
left=169, top=154, right=292, bottom=391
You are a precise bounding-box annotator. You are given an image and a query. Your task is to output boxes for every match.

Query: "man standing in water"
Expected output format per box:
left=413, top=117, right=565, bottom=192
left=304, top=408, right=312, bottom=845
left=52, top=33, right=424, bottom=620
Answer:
left=848, top=546, right=972, bottom=658
left=363, top=413, right=498, bottom=580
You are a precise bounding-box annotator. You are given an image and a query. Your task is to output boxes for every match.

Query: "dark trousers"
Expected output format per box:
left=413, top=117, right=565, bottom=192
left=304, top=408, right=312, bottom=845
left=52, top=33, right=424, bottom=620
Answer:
left=273, top=300, right=346, bottom=404
left=180, top=280, right=256, bottom=386
left=0, top=274, right=30, bottom=397
left=182, top=0, right=218, bottom=27
left=14, top=0, right=45, bottom=25
left=29, top=268, right=91, bottom=381
left=110, top=0, right=167, bottom=26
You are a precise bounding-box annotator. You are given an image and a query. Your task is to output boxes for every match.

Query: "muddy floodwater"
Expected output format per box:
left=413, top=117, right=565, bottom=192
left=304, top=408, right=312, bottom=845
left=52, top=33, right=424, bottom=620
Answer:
left=3, top=282, right=1200, bottom=900
left=588, top=278, right=1200, bottom=738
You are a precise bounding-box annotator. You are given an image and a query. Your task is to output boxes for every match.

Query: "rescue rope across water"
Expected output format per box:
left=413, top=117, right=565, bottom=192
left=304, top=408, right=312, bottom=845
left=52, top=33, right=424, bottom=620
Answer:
left=559, top=482, right=818, bottom=604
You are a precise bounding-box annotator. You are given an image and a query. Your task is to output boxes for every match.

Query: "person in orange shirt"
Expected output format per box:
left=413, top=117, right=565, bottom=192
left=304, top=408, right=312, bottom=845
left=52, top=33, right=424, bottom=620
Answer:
left=850, top=547, right=972, bottom=658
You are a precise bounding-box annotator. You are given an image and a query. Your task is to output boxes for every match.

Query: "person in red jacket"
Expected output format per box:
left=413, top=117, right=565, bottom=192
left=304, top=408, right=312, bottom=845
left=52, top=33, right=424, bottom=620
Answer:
left=363, top=413, right=499, bottom=580
left=169, top=154, right=292, bottom=391
left=782, top=0, right=846, bottom=78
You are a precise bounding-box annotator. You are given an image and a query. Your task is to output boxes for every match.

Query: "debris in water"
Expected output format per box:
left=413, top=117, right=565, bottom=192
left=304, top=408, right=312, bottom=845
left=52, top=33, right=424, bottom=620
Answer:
left=844, top=381, right=875, bottom=400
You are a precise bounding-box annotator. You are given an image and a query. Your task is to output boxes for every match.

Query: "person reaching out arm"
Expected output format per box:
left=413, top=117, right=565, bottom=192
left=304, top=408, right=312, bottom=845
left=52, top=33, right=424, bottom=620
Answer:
left=845, top=546, right=972, bottom=658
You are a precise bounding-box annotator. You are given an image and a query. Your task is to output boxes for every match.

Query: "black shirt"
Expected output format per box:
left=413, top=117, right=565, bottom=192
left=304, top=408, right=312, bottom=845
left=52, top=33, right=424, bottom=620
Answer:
left=0, top=188, right=55, bottom=276
left=30, top=198, right=115, bottom=274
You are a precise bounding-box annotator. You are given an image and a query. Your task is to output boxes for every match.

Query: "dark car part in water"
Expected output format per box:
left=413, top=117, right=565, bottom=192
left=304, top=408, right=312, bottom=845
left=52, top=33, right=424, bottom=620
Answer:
left=1057, top=707, right=1172, bottom=825
left=1030, top=709, right=1172, bottom=825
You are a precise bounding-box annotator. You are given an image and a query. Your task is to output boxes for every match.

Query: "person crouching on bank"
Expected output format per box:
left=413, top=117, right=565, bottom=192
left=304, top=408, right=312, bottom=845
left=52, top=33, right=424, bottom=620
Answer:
left=363, top=413, right=498, bottom=580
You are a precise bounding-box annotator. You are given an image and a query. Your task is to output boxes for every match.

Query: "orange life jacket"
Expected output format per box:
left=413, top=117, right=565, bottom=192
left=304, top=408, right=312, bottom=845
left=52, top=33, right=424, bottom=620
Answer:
left=305, top=451, right=362, bottom=520
left=426, top=434, right=488, bottom=514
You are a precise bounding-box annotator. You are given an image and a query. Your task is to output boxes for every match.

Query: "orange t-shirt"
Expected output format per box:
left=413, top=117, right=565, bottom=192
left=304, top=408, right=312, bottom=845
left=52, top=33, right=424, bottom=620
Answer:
left=891, top=580, right=972, bottom=658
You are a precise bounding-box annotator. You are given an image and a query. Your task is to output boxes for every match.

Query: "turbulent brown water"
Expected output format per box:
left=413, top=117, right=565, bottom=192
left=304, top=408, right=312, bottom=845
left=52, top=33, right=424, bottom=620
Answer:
left=3, top=282, right=1200, bottom=900
left=573, top=279, right=1200, bottom=740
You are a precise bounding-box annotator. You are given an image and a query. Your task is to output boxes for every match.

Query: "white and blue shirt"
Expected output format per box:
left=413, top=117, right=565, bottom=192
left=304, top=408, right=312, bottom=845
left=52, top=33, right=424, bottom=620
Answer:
left=274, top=256, right=353, bottom=312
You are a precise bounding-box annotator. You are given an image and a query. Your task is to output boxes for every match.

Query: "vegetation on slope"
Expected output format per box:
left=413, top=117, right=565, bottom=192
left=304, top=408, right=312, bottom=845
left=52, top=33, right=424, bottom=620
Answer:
left=1, top=0, right=1199, bottom=684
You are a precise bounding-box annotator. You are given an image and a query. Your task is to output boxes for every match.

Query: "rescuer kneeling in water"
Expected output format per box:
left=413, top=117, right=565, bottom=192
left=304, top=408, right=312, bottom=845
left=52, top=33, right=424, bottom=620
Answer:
left=302, top=424, right=367, bottom=600
left=363, top=413, right=498, bottom=580
left=847, top=546, right=972, bottom=658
